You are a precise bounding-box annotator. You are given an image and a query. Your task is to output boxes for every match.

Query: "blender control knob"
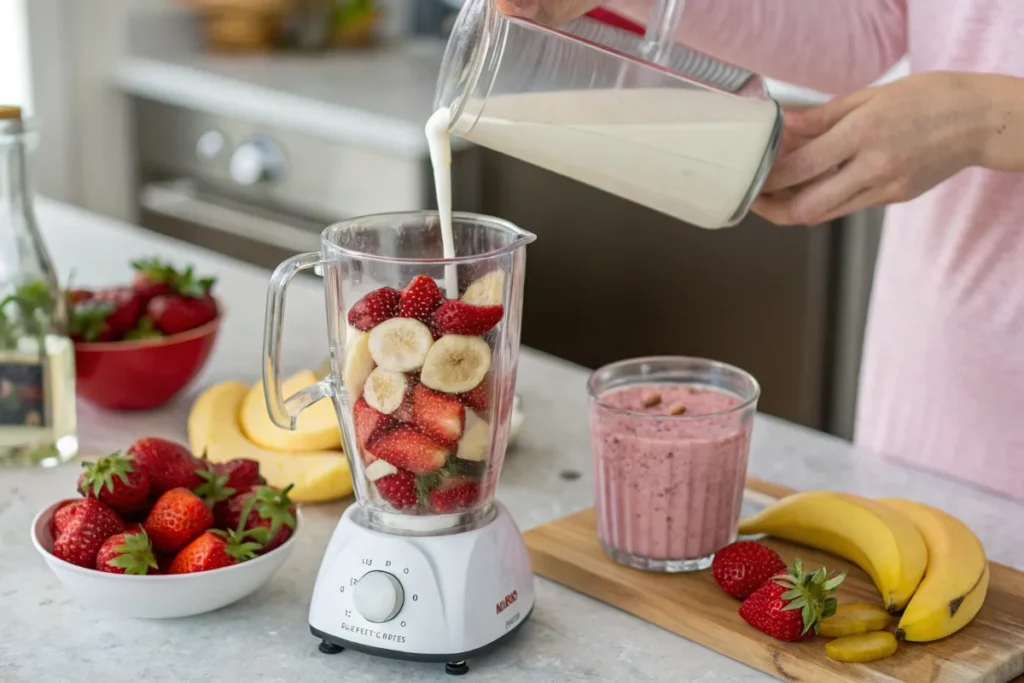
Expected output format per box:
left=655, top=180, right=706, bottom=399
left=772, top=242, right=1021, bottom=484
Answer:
left=352, top=571, right=404, bottom=623
left=228, top=137, right=284, bottom=186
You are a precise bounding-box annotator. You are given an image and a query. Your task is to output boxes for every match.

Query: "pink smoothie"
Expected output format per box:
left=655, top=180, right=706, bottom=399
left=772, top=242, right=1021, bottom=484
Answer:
left=590, top=383, right=752, bottom=563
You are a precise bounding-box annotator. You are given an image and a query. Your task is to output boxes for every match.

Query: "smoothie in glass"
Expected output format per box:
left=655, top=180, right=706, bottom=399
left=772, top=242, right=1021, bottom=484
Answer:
left=588, top=357, right=758, bottom=572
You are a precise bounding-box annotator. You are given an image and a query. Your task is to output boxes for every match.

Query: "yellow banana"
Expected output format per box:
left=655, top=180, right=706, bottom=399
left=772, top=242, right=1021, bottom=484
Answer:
left=737, top=490, right=927, bottom=612
left=878, top=498, right=989, bottom=642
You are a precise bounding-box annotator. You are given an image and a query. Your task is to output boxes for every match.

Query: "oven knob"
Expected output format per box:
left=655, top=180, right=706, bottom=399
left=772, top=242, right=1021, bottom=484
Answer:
left=229, top=137, right=284, bottom=186
left=196, top=130, right=225, bottom=160
left=352, top=571, right=404, bottom=623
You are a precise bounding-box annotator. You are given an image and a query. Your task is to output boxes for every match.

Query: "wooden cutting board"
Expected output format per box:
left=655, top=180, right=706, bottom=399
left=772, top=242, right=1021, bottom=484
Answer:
left=524, top=478, right=1024, bottom=683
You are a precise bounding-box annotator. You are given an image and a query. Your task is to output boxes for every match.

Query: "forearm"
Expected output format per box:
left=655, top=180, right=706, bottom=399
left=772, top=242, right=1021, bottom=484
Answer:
left=979, top=74, right=1024, bottom=173
left=605, top=0, right=907, bottom=95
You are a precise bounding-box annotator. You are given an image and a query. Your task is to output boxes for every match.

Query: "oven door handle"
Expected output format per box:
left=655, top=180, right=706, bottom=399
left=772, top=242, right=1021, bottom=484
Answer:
left=138, top=180, right=324, bottom=254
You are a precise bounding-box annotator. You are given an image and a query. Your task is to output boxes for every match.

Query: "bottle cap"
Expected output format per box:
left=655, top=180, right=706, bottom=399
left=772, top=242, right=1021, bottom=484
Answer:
left=0, top=106, right=22, bottom=120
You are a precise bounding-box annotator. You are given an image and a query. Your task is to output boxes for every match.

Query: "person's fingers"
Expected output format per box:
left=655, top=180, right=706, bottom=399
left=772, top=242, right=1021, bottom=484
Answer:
left=754, top=157, right=875, bottom=225
left=784, top=88, right=876, bottom=138
left=495, top=0, right=538, bottom=18
left=761, top=123, right=859, bottom=194
left=815, top=181, right=902, bottom=222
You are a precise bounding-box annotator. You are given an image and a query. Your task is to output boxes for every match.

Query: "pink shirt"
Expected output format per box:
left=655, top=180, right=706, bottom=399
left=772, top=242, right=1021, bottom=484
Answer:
left=609, top=0, right=1024, bottom=500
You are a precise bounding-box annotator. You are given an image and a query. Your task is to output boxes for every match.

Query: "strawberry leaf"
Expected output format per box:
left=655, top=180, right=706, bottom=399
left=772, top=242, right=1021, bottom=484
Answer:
left=81, top=453, right=134, bottom=497
left=194, top=468, right=235, bottom=505
left=106, top=530, right=158, bottom=575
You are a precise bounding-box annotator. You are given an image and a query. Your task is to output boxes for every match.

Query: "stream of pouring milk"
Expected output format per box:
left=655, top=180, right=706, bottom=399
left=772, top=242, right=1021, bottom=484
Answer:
left=425, top=108, right=459, bottom=299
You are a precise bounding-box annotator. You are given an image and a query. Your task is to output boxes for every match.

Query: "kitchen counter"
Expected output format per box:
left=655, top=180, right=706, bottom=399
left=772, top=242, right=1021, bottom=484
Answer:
left=2, top=200, right=1022, bottom=683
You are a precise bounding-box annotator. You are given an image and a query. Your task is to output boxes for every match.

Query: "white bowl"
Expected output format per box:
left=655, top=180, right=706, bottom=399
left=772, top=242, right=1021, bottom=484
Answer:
left=31, top=499, right=302, bottom=619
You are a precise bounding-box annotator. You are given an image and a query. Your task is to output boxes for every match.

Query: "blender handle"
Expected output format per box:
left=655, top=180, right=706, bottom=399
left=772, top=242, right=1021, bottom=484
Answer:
left=262, top=251, right=332, bottom=431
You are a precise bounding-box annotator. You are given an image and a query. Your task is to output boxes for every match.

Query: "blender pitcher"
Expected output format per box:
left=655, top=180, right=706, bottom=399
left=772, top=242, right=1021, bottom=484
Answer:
left=263, top=210, right=535, bottom=534
left=434, top=0, right=783, bottom=230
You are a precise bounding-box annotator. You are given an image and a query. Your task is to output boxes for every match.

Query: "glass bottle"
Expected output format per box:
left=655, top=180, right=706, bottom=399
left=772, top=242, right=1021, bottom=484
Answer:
left=0, top=106, right=78, bottom=467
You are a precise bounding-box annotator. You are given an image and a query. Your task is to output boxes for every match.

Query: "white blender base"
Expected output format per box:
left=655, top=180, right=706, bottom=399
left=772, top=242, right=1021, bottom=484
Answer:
left=309, top=502, right=535, bottom=672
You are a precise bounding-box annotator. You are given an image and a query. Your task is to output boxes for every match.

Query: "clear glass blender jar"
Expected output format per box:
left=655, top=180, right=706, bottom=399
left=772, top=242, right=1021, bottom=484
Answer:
left=263, top=211, right=535, bottom=534
left=434, top=0, right=783, bottom=230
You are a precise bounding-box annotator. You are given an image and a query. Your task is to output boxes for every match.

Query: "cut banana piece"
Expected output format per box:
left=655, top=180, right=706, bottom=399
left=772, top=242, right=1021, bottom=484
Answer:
left=819, top=603, right=891, bottom=638
left=420, top=334, right=492, bottom=394
left=879, top=498, right=989, bottom=643
left=462, top=271, right=505, bottom=307
left=365, top=459, right=398, bottom=482
left=825, top=632, right=898, bottom=663
left=343, top=330, right=374, bottom=399
left=368, top=317, right=434, bottom=372
left=363, top=368, right=408, bottom=415
left=738, top=490, right=927, bottom=612
left=457, top=411, right=491, bottom=462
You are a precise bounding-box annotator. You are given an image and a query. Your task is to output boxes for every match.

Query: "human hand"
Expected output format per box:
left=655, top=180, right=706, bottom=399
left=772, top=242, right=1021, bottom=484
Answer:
left=753, top=72, right=997, bottom=225
left=495, top=0, right=601, bottom=25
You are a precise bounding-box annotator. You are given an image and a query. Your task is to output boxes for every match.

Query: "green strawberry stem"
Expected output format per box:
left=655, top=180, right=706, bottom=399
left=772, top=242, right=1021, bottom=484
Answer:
left=251, top=484, right=297, bottom=535
left=194, top=468, right=235, bottom=506
left=107, top=530, right=159, bottom=575
left=81, top=453, right=135, bottom=496
left=775, top=558, right=847, bottom=635
left=210, top=528, right=265, bottom=562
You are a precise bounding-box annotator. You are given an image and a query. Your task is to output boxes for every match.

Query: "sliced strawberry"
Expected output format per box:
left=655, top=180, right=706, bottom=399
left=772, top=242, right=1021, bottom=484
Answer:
left=367, top=426, right=449, bottom=475
left=398, top=275, right=444, bottom=324
left=411, top=384, right=465, bottom=447
left=375, top=469, right=418, bottom=509
left=458, top=375, right=491, bottom=413
left=347, top=287, right=400, bottom=331
left=352, top=398, right=394, bottom=462
left=430, top=301, right=503, bottom=336
left=426, top=474, right=480, bottom=513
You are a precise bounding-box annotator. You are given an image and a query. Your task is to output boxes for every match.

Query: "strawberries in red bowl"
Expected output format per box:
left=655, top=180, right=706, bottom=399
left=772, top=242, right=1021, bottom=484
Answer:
left=69, top=259, right=222, bottom=410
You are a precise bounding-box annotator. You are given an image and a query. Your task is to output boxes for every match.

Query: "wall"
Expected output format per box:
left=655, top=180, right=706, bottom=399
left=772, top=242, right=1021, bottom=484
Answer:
left=0, top=0, right=31, bottom=107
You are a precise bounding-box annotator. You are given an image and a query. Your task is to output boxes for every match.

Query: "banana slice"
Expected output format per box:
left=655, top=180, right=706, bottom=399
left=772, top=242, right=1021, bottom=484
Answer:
left=363, top=368, right=408, bottom=415
left=364, top=459, right=398, bottom=482
left=343, top=331, right=374, bottom=399
left=457, top=411, right=491, bottom=462
left=368, top=317, right=434, bottom=372
left=462, top=271, right=505, bottom=306
left=420, top=334, right=491, bottom=394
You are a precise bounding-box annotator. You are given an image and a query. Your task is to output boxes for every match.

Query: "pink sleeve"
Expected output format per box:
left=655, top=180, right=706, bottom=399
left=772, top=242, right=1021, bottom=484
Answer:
left=607, top=0, right=908, bottom=95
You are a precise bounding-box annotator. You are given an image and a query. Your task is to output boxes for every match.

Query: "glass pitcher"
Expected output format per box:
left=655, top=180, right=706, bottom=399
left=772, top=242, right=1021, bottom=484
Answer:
left=434, top=0, right=783, bottom=230
left=263, top=211, right=535, bottom=534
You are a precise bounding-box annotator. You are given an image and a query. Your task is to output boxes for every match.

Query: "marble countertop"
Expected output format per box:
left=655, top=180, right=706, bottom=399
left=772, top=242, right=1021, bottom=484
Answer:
left=1, top=200, right=1021, bottom=683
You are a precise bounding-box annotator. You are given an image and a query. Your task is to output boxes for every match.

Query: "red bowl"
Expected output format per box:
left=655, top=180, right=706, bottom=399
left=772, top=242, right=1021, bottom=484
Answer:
left=74, top=315, right=222, bottom=411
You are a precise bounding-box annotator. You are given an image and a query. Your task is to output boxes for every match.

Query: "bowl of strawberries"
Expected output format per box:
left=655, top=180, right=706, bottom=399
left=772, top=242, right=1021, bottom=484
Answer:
left=31, top=437, right=301, bottom=619
left=69, top=259, right=221, bottom=410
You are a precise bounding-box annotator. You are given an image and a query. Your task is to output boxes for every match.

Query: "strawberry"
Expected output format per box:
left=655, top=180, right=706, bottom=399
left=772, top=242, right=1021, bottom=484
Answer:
left=193, top=468, right=238, bottom=528
left=168, top=529, right=264, bottom=574
left=147, top=293, right=218, bottom=335
left=214, top=458, right=264, bottom=490
left=375, top=469, right=418, bottom=509
left=220, top=485, right=297, bottom=554
left=143, top=488, right=214, bottom=554
left=712, top=541, right=788, bottom=600
left=131, top=258, right=178, bottom=302
left=124, top=522, right=145, bottom=534
left=95, top=530, right=159, bottom=575
left=66, top=288, right=93, bottom=305
left=367, top=425, right=449, bottom=475
left=126, top=437, right=205, bottom=495
left=398, top=275, right=444, bottom=324
left=430, top=301, right=503, bottom=337
left=51, top=499, right=125, bottom=568
left=68, top=299, right=117, bottom=342
left=92, top=288, right=144, bottom=335
left=77, top=453, right=151, bottom=516
left=347, top=287, right=400, bottom=331
left=353, top=398, right=394, bottom=459
left=411, top=384, right=465, bottom=447
left=738, top=559, right=846, bottom=642
left=52, top=499, right=86, bottom=536
left=458, top=375, right=491, bottom=413
left=426, top=474, right=479, bottom=513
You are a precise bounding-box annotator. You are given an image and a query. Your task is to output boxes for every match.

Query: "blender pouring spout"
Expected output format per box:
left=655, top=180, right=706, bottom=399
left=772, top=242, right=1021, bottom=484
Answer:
left=643, top=0, right=686, bottom=65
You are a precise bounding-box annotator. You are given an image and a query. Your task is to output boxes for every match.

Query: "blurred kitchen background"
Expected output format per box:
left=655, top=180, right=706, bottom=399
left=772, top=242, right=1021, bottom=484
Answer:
left=0, top=0, right=906, bottom=439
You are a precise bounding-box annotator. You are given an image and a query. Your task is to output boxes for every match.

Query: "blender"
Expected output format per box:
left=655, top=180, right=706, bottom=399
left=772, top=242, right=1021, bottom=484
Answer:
left=262, top=211, right=536, bottom=675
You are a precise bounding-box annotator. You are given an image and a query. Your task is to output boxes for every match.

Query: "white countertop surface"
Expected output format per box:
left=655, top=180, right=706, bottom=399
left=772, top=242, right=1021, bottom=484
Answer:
left=1, top=199, right=1020, bottom=683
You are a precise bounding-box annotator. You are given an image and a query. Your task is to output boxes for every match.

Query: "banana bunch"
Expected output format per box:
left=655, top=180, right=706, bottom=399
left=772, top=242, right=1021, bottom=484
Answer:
left=738, top=491, right=988, bottom=642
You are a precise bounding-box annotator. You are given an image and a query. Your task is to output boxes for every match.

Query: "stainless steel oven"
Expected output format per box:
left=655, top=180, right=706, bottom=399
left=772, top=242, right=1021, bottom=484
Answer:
left=130, top=98, right=481, bottom=270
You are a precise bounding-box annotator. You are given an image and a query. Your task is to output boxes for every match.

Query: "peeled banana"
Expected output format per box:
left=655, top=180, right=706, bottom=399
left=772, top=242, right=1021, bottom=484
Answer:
left=737, top=491, right=928, bottom=612
left=878, top=498, right=989, bottom=642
